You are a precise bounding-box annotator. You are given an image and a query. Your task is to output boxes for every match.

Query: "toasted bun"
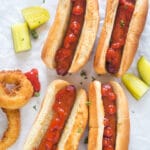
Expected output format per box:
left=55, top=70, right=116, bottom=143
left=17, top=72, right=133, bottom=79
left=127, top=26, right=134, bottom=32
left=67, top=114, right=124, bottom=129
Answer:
left=88, top=80, right=130, bottom=150
left=41, top=0, right=72, bottom=69
left=94, top=0, right=148, bottom=77
left=24, top=80, right=88, bottom=150
left=42, top=0, right=99, bottom=73
left=68, top=0, right=99, bottom=73
left=88, top=81, right=104, bottom=150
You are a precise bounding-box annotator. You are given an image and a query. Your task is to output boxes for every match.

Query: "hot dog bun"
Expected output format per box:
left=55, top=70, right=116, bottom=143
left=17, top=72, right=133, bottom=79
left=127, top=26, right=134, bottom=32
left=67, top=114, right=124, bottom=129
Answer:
left=42, top=0, right=99, bottom=73
left=24, top=80, right=88, bottom=150
left=94, top=0, right=148, bottom=77
left=88, top=80, right=130, bottom=150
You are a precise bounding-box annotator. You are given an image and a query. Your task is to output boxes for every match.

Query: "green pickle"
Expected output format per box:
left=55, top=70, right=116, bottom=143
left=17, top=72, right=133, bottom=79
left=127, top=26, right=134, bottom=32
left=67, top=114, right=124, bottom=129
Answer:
left=122, top=73, right=149, bottom=100
left=12, top=23, right=31, bottom=53
left=31, top=30, right=39, bottom=39
left=22, top=6, right=50, bottom=30
left=138, top=56, right=150, bottom=85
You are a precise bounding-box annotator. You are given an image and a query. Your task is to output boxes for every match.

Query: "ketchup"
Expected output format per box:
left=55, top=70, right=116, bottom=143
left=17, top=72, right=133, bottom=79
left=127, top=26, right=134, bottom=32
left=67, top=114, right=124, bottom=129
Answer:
left=106, top=0, right=136, bottom=74
left=101, top=84, right=117, bottom=150
left=55, top=0, right=86, bottom=76
left=38, top=85, right=76, bottom=150
left=25, top=68, right=40, bottom=96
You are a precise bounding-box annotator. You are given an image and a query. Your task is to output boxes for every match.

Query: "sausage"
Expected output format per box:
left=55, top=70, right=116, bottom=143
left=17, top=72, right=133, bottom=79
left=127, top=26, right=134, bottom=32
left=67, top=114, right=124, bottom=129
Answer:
left=101, top=84, right=117, bottom=150
left=38, top=85, right=76, bottom=150
left=55, top=0, right=86, bottom=76
left=106, top=0, right=136, bottom=74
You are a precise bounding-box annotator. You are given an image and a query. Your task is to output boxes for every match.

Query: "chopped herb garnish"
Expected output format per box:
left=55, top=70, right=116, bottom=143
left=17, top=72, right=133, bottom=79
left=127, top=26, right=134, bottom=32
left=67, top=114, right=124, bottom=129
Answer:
left=80, top=70, right=88, bottom=80
left=21, top=38, right=24, bottom=41
left=31, top=30, right=39, bottom=39
left=34, top=92, right=40, bottom=97
left=77, top=127, right=82, bottom=133
left=120, top=20, right=125, bottom=27
left=91, top=76, right=96, bottom=81
left=84, top=136, right=88, bottom=144
left=86, top=101, right=91, bottom=106
left=80, top=70, right=87, bottom=77
left=80, top=82, right=83, bottom=85
left=33, top=105, right=37, bottom=111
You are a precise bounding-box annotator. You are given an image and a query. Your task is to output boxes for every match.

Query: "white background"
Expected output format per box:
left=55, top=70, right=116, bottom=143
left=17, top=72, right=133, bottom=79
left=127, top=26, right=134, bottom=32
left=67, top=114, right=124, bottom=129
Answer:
left=0, top=0, right=150, bottom=149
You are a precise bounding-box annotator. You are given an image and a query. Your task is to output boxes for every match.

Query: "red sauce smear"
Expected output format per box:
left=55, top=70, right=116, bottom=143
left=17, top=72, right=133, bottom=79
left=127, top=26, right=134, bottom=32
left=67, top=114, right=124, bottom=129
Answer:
left=101, top=84, right=117, bottom=150
left=106, top=0, right=136, bottom=74
left=37, top=85, right=76, bottom=150
left=55, top=0, right=86, bottom=76
left=25, top=68, right=40, bottom=96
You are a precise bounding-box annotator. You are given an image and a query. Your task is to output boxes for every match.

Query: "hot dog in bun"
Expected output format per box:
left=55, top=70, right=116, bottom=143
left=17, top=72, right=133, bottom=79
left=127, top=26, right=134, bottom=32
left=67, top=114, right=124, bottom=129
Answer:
left=42, top=0, right=99, bottom=76
left=24, top=80, right=88, bottom=150
left=88, top=80, right=130, bottom=150
left=94, top=0, right=148, bottom=77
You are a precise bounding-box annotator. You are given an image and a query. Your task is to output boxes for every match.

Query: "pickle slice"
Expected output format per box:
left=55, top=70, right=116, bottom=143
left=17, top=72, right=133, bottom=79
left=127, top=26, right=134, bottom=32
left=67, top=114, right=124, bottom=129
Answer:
left=12, top=23, right=31, bottom=53
left=138, top=56, right=150, bottom=85
left=122, top=73, right=149, bottom=100
left=22, top=6, right=50, bottom=30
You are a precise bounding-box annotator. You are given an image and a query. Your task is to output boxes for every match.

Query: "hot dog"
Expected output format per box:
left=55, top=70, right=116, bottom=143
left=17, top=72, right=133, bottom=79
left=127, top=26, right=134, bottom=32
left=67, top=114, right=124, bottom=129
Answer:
left=42, top=0, right=99, bottom=76
left=88, top=80, right=130, bottom=150
left=24, top=80, right=88, bottom=150
left=94, top=0, right=148, bottom=77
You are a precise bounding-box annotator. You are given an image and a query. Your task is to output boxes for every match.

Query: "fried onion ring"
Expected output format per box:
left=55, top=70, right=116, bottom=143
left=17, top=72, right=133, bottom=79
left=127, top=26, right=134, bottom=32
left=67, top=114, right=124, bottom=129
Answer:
left=0, top=70, right=33, bottom=109
left=0, top=109, right=20, bottom=149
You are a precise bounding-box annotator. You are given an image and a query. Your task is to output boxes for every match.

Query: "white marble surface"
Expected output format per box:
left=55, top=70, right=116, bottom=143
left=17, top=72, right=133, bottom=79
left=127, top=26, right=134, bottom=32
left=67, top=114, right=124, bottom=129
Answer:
left=0, top=0, right=150, bottom=149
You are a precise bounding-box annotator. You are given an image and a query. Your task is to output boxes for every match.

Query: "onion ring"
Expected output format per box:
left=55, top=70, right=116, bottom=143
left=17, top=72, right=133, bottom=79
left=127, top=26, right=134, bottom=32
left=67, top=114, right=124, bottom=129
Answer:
left=0, top=70, right=33, bottom=109
left=0, top=109, right=20, bottom=149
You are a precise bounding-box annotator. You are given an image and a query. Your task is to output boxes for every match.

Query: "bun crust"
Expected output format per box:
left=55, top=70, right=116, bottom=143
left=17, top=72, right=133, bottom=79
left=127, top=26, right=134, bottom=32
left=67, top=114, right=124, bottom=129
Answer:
left=94, top=0, right=148, bottom=77
left=110, top=81, right=130, bottom=150
left=24, top=80, right=88, bottom=150
left=94, top=0, right=119, bottom=75
left=88, top=80, right=130, bottom=150
left=42, top=0, right=99, bottom=73
left=88, top=81, right=104, bottom=150
left=41, top=0, right=72, bottom=68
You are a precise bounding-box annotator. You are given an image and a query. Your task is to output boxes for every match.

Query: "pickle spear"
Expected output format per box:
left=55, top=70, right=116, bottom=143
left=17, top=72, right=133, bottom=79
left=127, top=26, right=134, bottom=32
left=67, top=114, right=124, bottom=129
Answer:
left=138, top=56, right=150, bottom=85
left=12, top=23, right=31, bottom=53
left=122, top=73, right=149, bottom=100
left=22, top=6, right=50, bottom=30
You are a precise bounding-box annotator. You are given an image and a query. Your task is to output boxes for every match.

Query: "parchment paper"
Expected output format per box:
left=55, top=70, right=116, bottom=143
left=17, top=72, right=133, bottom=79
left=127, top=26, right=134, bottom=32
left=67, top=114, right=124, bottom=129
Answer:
left=0, top=0, right=150, bottom=149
